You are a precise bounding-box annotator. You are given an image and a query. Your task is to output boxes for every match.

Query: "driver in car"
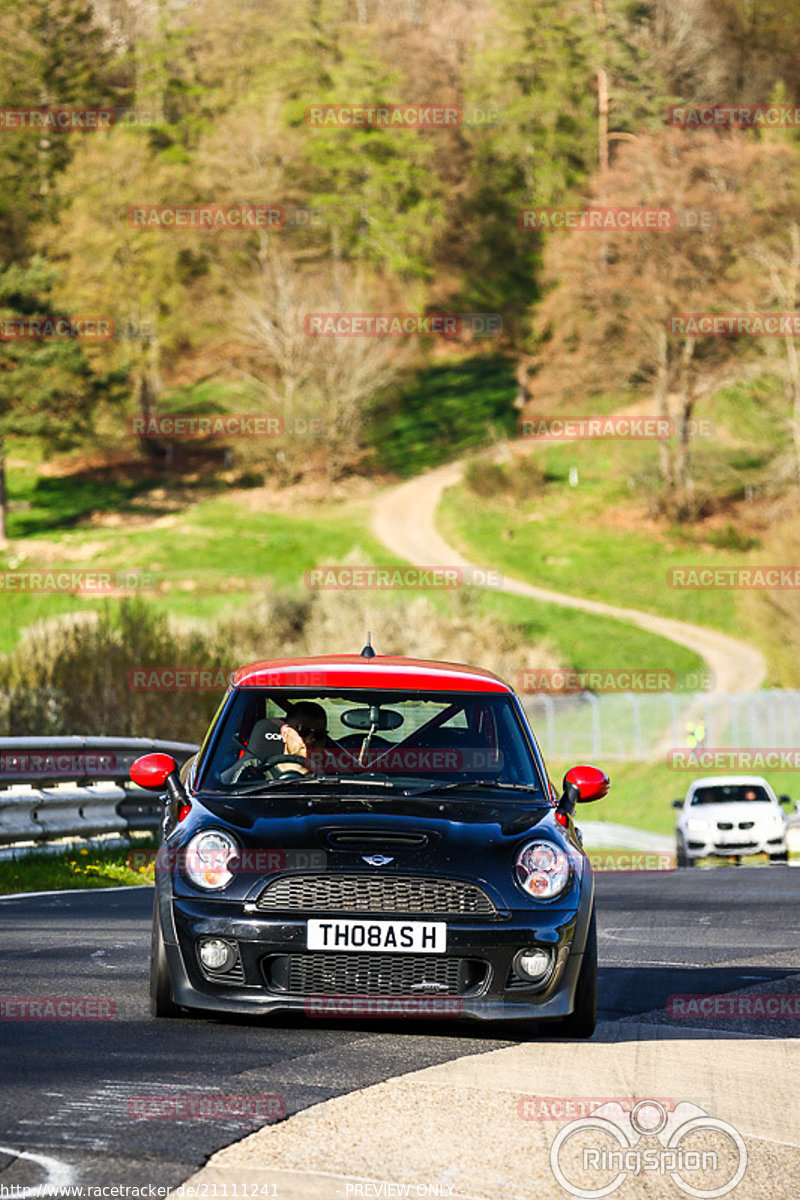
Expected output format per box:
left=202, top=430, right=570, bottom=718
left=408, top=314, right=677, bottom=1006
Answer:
left=275, top=701, right=329, bottom=774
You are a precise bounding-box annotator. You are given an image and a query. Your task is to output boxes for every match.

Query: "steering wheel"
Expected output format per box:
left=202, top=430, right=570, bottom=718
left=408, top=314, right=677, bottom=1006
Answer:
left=263, top=754, right=309, bottom=772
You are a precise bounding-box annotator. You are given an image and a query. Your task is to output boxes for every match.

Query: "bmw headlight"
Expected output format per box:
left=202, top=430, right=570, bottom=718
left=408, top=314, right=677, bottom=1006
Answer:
left=182, top=830, right=240, bottom=890
left=515, top=841, right=571, bottom=900
left=686, top=818, right=709, bottom=832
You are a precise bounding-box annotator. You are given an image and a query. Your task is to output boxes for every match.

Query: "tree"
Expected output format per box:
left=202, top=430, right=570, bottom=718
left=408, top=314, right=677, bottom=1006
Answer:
left=43, top=129, right=196, bottom=437
left=0, top=0, right=128, bottom=261
left=525, top=129, right=800, bottom=517
left=0, top=257, right=104, bottom=541
left=241, top=247, right=416, bottom=480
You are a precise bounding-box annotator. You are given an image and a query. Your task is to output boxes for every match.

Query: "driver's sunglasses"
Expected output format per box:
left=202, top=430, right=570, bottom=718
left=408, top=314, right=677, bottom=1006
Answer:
left=290, top=723, right=324, bottom=739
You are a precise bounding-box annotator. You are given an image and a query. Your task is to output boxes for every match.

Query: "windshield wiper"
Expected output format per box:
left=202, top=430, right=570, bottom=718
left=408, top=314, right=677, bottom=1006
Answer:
left=233, top=773, right=399, bottom=794
left=408, top=779, right=542, bottom=798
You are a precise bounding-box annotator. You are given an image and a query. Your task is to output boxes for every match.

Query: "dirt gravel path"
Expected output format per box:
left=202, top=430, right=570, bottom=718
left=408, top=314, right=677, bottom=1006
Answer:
left=370, top=460, right=766, bottom=693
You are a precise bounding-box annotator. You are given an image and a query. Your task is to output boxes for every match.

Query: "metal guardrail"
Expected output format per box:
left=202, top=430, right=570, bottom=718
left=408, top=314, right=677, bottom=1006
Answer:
left=0, top=737, right=200, bottom=848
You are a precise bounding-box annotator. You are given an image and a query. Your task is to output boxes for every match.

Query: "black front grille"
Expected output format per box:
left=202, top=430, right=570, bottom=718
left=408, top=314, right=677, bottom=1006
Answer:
left=263, top=953, right=486, bottom=996
left=255, top=874, right=496, bottom=916
left=713, top=841, right=757, bottom=850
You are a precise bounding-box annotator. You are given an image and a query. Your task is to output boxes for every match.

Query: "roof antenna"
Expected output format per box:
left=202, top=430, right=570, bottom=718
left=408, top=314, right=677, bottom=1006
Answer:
left=360, top=631, right=376, bottom=659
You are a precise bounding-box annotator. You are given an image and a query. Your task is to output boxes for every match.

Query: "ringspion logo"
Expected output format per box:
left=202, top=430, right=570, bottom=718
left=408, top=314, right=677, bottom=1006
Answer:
left=549, top=1100, right=747, bottom=1198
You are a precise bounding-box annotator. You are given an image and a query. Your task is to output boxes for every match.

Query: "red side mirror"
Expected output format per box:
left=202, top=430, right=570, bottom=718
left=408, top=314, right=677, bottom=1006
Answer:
left=130, top=753, right=178, bottom=791
left=563, top=764, right=610, bottom=803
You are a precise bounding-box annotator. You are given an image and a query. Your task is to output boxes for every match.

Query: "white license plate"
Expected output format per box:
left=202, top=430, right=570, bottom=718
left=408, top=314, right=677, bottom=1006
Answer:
left=307, top=918, right=446, bottom=954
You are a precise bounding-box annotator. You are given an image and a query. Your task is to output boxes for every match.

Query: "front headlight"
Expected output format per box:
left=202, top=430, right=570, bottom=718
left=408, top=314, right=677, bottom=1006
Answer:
left=515, top=840, right=571, bottom=900
left=686, top=817, right=709, bottom=832
left=182, top=830, right=240, bottom=890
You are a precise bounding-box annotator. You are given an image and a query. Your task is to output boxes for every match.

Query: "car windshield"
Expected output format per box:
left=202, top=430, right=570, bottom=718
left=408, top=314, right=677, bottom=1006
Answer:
left=198, top=688, right=545, bottom=798
left=691, top=784, right=772, bottom=805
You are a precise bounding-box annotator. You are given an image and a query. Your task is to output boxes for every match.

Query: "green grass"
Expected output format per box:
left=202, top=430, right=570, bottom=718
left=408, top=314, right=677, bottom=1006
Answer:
left=548, top=759, right=800, bottom=836
left=480, top=591, right=705, bottom=680
left=3, top=453, right=700, bottom=675
left=369, top=356, right=518, bottom=477
left=0, top=491, right=398, bottom=651
left=0, top=838, right=157, bottom=895
left=437, top=437, right=775, bottom=637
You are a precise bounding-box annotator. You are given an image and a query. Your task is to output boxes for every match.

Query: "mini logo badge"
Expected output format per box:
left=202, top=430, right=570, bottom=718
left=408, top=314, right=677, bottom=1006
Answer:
left=362, top=855, right=394, bottom=866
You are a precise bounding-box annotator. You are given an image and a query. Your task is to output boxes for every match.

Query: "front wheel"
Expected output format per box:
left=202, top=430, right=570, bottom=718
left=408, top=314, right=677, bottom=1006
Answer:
left=150, top=893, right=182, bottom=1019
left=769, top=849, right=789, bottom=863
left=539, top=910, right=597, bottom=1039
left=676, top=841, right=694, bottom=867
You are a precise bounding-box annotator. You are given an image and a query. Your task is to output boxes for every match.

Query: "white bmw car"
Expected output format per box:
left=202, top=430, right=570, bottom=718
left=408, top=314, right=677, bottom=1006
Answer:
left=674, top=775, right=789, bottom=866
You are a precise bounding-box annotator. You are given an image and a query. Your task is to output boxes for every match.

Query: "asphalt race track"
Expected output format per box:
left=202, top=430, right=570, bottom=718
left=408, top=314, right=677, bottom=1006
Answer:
left=0, top=868, right=798, bottom=1194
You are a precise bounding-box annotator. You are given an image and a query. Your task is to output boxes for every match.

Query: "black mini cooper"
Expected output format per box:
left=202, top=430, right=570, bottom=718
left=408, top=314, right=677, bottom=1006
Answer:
left=131, top=653, right=609, bottom=1036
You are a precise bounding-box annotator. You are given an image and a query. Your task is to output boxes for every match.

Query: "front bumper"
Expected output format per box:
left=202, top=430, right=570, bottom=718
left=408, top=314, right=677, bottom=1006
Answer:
left=157, top=888, right=592, bottom=1021
left=684, top=833, right=786, bottom=859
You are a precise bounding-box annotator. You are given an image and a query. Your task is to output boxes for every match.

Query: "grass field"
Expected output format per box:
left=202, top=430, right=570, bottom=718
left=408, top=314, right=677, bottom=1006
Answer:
left=0, top=838, right=156, bottom=895
left=2, top=449, right=709, bottom=679
left=436, top=427, right=782, bottom=677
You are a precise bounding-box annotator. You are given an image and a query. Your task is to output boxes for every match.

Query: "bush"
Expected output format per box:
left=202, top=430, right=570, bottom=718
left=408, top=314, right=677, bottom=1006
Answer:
left=0, top=598, right=229, bottom=741
left=464, top=460, right=508, bottom=497
left=0, top=562, right=559, bottom=737
left=464, top=454, right=546, bottom=500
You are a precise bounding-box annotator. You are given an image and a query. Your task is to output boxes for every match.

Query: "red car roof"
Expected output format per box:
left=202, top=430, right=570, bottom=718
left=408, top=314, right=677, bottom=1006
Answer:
left=231, top=655, right=512, bottom=694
